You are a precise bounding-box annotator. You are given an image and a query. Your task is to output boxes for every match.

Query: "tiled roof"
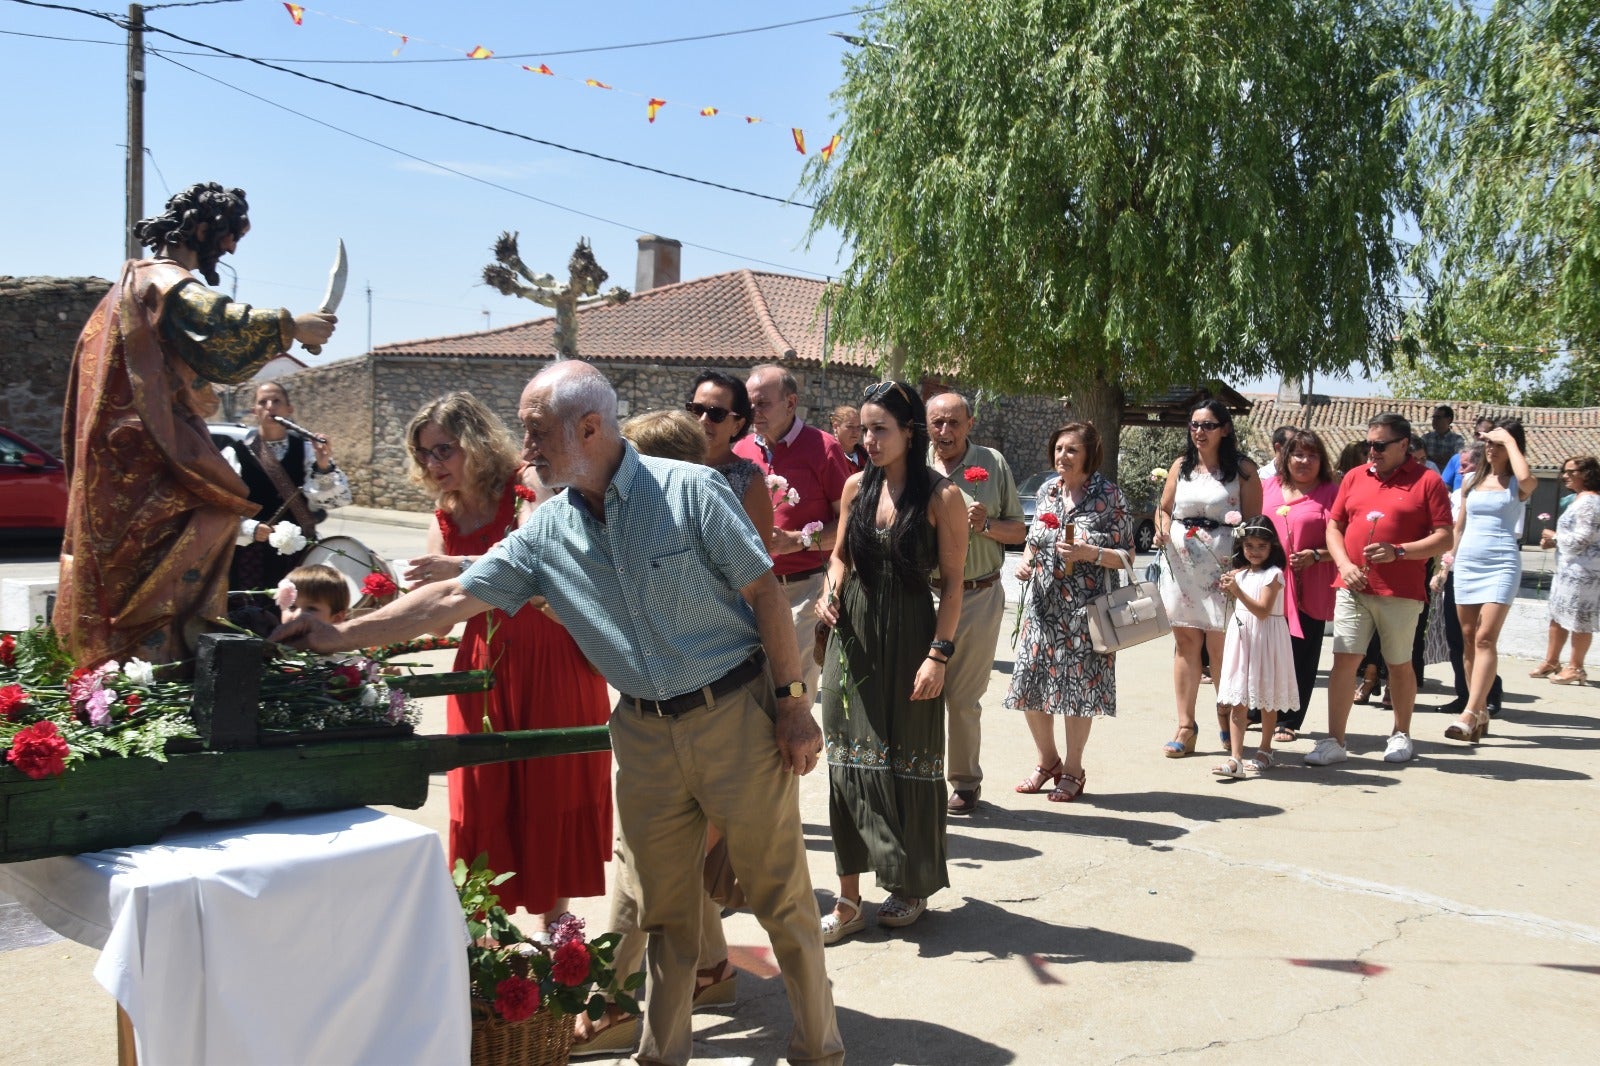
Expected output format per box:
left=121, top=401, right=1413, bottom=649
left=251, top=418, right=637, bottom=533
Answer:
left=1241, top=392, right=1600, bottom=471
left=373, top=269, right=880, bottom=369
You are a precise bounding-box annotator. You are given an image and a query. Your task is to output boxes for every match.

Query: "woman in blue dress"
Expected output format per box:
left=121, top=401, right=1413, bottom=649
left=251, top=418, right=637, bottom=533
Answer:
left=1445, top=418, right=1536, bottom=742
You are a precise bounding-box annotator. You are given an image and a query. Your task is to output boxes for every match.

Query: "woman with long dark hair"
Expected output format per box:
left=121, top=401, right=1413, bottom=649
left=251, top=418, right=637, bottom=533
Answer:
left=815, top=381, right=967, bottom=942
left=1151, top=399, right=1261, bottom=756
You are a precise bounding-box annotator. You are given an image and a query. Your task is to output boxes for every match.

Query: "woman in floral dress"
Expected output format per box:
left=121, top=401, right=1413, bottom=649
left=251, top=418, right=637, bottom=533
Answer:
left=1004, top=422, right=1132, bottom=802
left=1152, top=400, right=1261, bottom=757
left=1540, top=456, right=1600, bottom=685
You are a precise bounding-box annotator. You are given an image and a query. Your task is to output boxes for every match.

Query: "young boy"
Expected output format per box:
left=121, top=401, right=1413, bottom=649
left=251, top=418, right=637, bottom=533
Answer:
left=277, top=564, right=350, bottom=625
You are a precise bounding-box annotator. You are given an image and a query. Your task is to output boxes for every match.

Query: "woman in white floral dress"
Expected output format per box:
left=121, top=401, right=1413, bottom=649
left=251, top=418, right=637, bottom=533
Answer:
left=1151, top=400, right=1261, bottom=757
left=1540, top=456, right=1600, bottom=685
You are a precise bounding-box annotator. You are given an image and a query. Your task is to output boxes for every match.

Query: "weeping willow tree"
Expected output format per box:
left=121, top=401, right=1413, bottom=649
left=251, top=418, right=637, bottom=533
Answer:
left=802, top=0, right=1416, bottom=473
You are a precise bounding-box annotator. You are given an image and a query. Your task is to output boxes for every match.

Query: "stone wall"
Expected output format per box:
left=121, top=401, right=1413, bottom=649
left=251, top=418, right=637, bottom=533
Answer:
left=268, top=355, right=1071, bottom=512
left=0, top=276, right=110, bottom=449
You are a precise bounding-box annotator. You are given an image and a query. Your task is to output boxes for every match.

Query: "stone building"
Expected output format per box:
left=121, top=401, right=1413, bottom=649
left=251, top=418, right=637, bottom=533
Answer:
left=0, top=276, right=111, bottom=448
left=264, top=238, right=1072, bottom=512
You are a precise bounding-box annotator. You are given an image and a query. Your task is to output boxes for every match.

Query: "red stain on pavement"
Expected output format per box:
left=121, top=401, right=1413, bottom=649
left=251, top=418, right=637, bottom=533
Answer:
left=1287, top=958, right=1389, bottom=976
left=727, top=944, right=780, bottom=979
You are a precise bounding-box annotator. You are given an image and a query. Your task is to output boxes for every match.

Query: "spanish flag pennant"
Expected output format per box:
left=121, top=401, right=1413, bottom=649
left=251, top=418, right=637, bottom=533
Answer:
left=523, top=63, right=554, bottom=75
left=792, top=128, right=806, bottom=154
left=745, top=116, right=763, bottom=124
left=585, top=79, right=613, bottom=90
left=282, top=3, right=303, bottom=25
left=467, top=45, right=493, bottom=59
left=700, top=106, right=719, bottom=117
left=391, top=35, right=408, bottom=57
left=647, top=98, right=666, bottom=123
left=819, top=134, right=841, bottom=162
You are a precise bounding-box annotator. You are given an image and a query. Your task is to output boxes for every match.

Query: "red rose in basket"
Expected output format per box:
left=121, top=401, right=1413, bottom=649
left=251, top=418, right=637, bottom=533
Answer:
left=361, top=572, right=399, bottom=600
left=493, top=975, right=541, bottom=1023
left=7, top=720, right=70, bottom=780
left=963, top=467, right=989, bottom=483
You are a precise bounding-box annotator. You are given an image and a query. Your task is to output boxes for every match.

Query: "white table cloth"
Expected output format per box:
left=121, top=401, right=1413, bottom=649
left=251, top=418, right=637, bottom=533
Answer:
left=0, top=808, right=469, bottom=1066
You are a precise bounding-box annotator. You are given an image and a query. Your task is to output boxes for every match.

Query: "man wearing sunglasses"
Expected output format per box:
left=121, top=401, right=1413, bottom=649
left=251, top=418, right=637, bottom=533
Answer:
left=735, top=364, right=853, bottom=700
left=1311, top=412, right=1453, bottom=766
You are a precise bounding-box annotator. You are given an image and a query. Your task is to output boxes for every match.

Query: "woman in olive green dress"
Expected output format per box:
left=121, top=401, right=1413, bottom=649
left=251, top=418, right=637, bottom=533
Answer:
left=815, top=381, right=968, bottom=942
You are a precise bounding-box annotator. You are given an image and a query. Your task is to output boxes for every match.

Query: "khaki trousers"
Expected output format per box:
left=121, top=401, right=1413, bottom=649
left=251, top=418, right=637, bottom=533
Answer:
left=609, top=676, right=844, bottom=1066
left=941, top=581, right=1006, bottom=788
left=780, top=572, right=826, bottom=699
left=606, top=829, right=726, bottom=989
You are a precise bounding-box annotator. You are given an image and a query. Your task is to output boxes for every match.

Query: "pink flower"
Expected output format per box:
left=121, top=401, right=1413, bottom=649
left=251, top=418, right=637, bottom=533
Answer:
left=86, top=687, right=117, bottom=727
left=1223, top=510, right=1242, bottom=526
left=67, top=668, right=100, bottom=704
left=1538, top=512, right=1552, bottom=522
left=548, top=912, right=586, bottom=949
left=493, top=976, right=541, bottom=1023
left=963, top=467, right=990, bottom=483
left=274, top=580, right=297, bottom=611
left=1366, top=510, right=1385, bottom=523
left=386, top=689, right=408, bottom=723
left=765, top=474, right=789, bottom=495
left=784, top=487, right=800, bottom=506
left=799, top=520, right=825, bottom=549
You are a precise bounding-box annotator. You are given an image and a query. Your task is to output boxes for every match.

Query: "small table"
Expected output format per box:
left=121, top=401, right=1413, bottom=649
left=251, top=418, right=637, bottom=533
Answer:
left=0, top=808, right=469, bottom=1065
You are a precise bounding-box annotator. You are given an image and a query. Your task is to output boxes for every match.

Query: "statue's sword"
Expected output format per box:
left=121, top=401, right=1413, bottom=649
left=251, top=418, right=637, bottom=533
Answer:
left=302, top=238, right=347, bottom=356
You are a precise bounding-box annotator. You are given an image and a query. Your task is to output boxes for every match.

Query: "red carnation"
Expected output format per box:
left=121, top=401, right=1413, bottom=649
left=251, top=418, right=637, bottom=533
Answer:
left=361, top=572, right=398, bottom=599
left=0, top=683, right=27, bottom=720
left=0, top=633, right=15, bottom=667
left=551, top=940, right=591, bottom=986
left=494, top=975, right=541, bottom=1023
left=1185, top=527, right=1198, bottom=539
left=330, top=663, right=364, bottom=692
left=963, top=467, right=989, bottom=483
left=124, top=692, right=142, bottom=716
left=513, top=485, right=538, bottom=503
left=1039, top=513, right=1061, bottom=529
left=7, top=720, right=70, bottom=780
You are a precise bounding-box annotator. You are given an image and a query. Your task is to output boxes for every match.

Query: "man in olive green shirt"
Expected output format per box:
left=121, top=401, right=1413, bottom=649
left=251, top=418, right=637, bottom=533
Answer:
left=927, top=392, right=1026, bottom=814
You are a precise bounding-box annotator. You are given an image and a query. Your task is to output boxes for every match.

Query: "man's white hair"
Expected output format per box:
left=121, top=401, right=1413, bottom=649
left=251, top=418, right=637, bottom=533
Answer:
left=534, top=359, right=620, bottom=435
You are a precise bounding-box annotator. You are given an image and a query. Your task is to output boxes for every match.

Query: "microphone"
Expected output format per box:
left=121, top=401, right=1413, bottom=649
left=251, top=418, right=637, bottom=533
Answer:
left=273, top=415, right=328, bottom=444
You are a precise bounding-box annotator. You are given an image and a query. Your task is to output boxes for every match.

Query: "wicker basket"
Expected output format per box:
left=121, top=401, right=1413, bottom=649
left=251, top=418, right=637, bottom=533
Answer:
left=470, top=1001, right=574, bottom=1066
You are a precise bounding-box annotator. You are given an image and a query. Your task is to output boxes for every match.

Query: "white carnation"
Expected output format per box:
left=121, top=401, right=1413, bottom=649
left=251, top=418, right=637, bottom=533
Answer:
left=123, top=658, right=155, bottom=687
left=268, top=521, right=308, bottom=555
left=360, top=685, right=380, bottom=708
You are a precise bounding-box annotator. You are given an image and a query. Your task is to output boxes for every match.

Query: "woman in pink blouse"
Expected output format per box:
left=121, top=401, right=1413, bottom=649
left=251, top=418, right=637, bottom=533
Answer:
left=1261, top=429, right=1340, bottom=742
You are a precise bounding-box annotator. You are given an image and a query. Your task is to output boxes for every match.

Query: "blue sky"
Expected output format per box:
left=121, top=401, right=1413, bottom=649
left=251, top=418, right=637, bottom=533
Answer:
left=1, top=0, right=1367, bottom=396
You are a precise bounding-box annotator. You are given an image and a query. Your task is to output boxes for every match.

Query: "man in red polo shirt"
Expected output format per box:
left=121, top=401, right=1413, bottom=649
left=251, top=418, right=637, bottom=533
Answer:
left=1308, top=412, right=1453, bottom=766
left=736, top=364, right=852, bottom=697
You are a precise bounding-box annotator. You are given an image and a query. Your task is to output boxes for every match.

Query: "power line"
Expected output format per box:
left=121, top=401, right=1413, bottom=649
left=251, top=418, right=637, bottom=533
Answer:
left=151, top=51, right=832, bottom=279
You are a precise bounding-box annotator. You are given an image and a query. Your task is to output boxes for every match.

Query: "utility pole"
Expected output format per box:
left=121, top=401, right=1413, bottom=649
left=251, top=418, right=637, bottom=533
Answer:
left=125, top=3, right=145, bottom=260
left=365, top=282, right=373, bottom=354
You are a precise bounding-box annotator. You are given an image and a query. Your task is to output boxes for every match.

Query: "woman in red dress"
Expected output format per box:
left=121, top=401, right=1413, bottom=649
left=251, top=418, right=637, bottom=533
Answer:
left=402, top=391, right=611, bottom=929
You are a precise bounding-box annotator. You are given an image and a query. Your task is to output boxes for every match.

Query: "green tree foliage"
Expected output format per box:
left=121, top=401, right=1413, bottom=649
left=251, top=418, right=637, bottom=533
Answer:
left=1116, top=426, right=1188, bottom=512
left=802, top=0, right=1415, bottom=472
left=1400, top=0, right=1600, bottom=403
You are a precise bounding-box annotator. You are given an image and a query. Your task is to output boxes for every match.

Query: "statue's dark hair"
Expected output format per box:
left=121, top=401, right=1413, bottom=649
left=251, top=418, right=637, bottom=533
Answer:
left=844, top=381, right=937, bottom=587
left=133, top=182, right=250, bottom=285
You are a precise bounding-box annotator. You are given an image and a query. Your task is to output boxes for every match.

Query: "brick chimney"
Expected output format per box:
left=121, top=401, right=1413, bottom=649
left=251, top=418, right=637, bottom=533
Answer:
left=635, top=235, right=682, bottom=292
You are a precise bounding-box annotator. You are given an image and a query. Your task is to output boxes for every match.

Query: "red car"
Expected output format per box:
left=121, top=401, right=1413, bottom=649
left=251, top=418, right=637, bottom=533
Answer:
left=0, top=426, right=69, bottom=539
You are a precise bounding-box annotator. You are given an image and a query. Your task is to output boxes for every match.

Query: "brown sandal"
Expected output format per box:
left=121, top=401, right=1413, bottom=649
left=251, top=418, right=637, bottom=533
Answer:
left=1015, top=758, right=1064, bottom=793
left=1529, top=660, right=1561, bottom=678
left=693, top=958, right=737, bottom=1010
left=1047, top=769, right=1086, bottom=803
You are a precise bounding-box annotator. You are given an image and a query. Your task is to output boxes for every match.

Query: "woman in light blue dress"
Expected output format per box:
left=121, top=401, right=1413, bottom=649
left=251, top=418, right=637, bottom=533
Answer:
left=1445, top=418, right=1535, bottom=742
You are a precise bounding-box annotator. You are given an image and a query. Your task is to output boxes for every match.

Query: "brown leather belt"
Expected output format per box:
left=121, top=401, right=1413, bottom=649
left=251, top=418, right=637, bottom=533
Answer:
left=933, top=572, right=1001, bottom=592
left=775, top=565, right=826, bottom=585
left=625, top=653, right=766, bottom=718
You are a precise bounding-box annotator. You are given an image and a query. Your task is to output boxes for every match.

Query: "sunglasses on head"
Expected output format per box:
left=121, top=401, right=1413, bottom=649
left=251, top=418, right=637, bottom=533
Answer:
left=864, top=380, right=914, bottom=406
left=684, top=402, right=732, bottom=424
left=1189, top=420, right=1223, bottom=432
left=411, top=440, right=459, bottom=465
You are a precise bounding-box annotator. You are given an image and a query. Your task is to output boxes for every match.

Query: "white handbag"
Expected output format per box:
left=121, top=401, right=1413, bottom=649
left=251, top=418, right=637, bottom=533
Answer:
left=1086, top=550, right=1172, bottom=654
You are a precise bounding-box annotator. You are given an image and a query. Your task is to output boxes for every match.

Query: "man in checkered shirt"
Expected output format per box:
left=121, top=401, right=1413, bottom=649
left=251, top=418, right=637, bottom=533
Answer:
left=276, top=360, right=842, bottom=1066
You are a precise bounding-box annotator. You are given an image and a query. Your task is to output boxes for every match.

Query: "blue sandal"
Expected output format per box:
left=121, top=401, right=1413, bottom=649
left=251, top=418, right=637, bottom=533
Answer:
left=1163, top=725, right=1197, bottom=758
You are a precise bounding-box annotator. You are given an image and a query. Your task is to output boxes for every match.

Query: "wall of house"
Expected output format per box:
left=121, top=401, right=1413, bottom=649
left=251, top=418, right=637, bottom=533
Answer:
left=0, top=276, right=110, bottom=449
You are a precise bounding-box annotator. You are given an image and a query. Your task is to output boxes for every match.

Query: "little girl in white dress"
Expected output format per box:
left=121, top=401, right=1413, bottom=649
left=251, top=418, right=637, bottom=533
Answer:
left=1214, top=517, right=1299, bottom=778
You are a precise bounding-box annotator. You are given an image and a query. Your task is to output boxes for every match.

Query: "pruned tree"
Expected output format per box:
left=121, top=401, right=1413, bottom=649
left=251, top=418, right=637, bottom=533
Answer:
left=1399, top=0, right=1600, bottom=406
left=802, top=0, right=1416, bottom=475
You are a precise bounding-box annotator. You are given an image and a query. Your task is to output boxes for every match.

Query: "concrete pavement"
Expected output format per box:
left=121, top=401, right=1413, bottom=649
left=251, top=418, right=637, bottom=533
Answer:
left=2, top=514, right=1597, bottom=1064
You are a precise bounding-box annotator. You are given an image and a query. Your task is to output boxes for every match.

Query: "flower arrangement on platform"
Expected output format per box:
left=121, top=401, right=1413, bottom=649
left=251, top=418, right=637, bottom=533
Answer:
left=456, top=854, right=641, bottom=1024
left=0, top=624, right=422, bottom=780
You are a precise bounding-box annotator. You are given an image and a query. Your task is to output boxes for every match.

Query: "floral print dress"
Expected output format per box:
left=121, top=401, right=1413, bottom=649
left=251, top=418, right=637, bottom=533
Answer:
left=1158, top=469, right=1242, bottom=631
left=1003, top=473, right=1132, bottom=718
left=1550, top=493, right=1600, bottom=633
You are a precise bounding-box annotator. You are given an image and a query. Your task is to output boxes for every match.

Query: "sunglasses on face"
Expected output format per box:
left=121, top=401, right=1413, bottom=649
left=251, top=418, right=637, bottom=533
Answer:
left=685, top=402, right=732, bottom=424
left=411, top=441, right=459, bottom=465
left=1189, top=420, right=1223, bottom=432
left=1364, top=437, right=1405, bottom=453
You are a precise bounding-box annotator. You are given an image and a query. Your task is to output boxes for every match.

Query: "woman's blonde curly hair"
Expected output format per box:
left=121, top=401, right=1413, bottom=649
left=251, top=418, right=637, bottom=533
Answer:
left=405, top=392, right=520, bottom=515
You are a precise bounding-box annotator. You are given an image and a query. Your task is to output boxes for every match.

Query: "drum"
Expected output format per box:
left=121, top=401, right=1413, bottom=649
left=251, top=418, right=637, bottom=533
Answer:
left=302, top=535, right=396, bottom=608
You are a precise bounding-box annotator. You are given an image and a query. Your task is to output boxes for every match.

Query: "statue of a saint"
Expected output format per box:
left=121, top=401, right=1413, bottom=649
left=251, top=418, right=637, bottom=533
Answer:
left=57, top=182, right=337, bottom=666
left=482, top=232, right=629, bottom=359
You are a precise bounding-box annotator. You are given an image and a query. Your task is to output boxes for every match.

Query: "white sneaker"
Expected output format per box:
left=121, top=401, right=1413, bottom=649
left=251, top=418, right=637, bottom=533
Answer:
left=1304, top=737, right=1348, bottom=766
left=1383, top=732, right=1415, bottom=763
